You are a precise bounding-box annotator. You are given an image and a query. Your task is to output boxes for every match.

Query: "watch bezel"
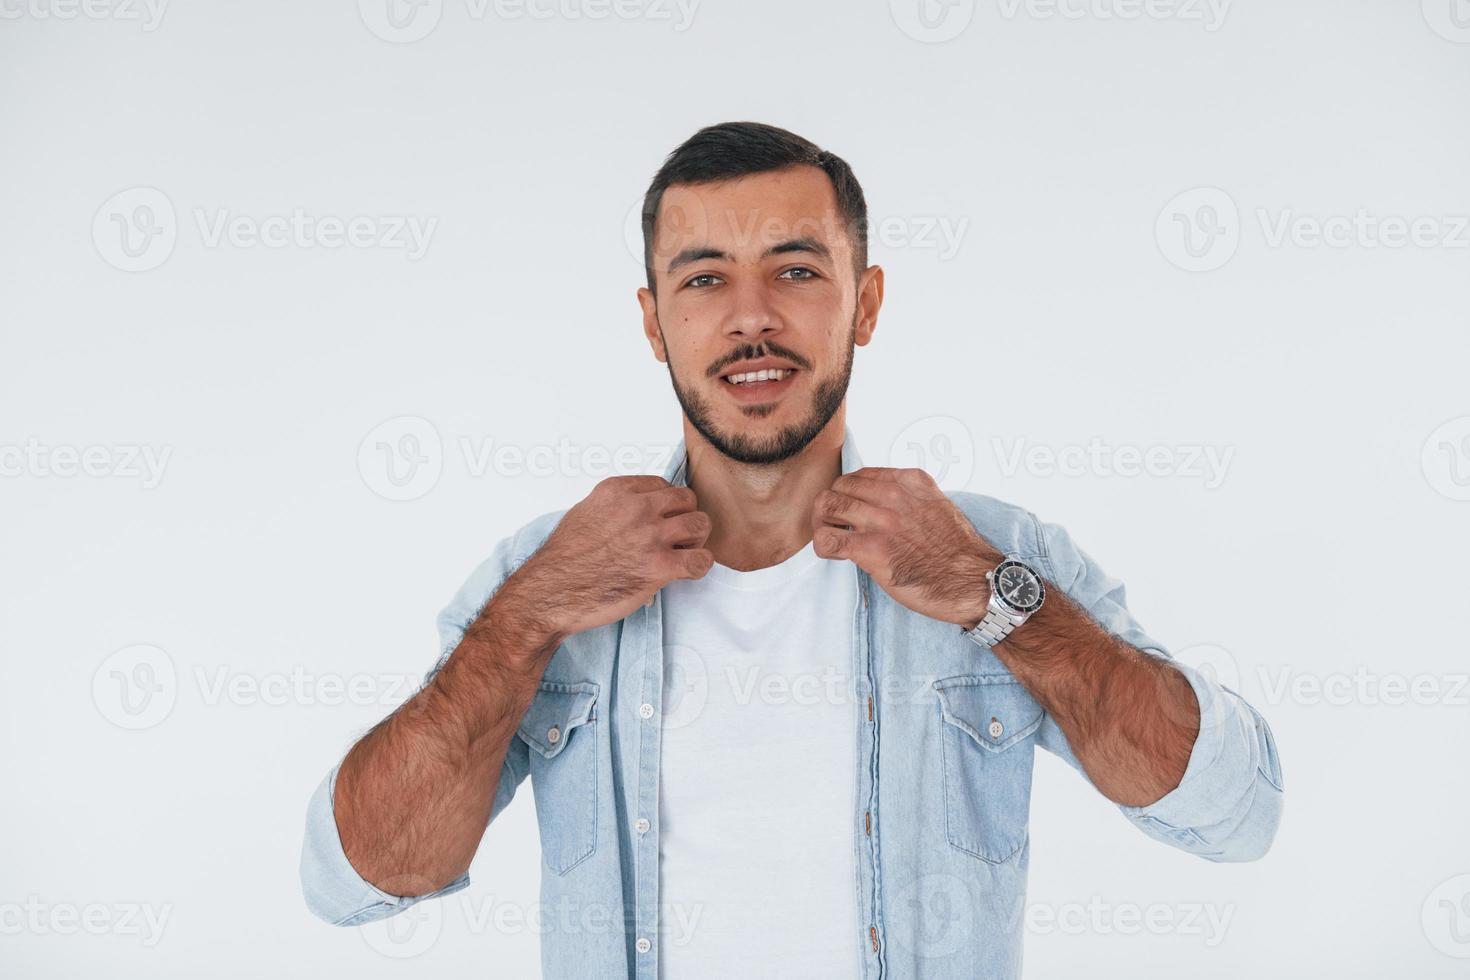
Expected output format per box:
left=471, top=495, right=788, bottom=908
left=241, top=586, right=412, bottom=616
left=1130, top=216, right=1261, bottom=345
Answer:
left=989, top=558, right=1046, bottom=615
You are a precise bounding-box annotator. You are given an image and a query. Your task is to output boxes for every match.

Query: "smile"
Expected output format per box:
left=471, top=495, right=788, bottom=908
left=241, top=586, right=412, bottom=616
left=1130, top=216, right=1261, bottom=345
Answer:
left=723, top=368, right=795, bottom=385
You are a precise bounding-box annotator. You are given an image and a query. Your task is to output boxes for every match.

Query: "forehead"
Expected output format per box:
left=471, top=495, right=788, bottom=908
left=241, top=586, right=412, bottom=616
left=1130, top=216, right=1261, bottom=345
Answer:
left=650, top=165, right=851, bottom=271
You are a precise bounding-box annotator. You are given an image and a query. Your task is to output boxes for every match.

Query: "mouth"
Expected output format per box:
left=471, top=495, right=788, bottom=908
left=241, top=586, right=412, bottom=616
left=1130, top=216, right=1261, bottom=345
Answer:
left=719, top=364, right=800, bottom=402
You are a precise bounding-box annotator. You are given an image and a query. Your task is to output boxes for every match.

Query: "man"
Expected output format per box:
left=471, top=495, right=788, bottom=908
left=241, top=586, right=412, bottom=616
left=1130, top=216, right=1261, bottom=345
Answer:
left=300, top=121, right=1284, bottom=978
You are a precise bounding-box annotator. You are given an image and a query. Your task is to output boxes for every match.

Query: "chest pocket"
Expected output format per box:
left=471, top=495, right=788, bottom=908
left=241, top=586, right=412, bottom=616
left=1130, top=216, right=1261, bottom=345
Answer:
left=518, top=680, right=600, bottom=875
left=933, top=675, right=1044, bottom=865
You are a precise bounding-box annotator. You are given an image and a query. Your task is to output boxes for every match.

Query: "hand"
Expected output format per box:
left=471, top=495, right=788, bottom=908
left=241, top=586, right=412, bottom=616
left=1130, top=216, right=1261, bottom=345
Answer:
left=500, top=476, right=713, bottom=639
left=811, top=467, right=1002, bottom=628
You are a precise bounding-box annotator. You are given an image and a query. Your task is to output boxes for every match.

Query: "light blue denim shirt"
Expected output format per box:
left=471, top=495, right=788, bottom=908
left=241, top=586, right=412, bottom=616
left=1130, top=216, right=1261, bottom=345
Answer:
left=300, top=426, right=1284, bottom=979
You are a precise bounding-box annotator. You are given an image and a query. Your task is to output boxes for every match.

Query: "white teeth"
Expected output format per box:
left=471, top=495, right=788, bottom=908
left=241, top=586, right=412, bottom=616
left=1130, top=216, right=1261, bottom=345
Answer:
left=725, top=369, right=789, bottom=385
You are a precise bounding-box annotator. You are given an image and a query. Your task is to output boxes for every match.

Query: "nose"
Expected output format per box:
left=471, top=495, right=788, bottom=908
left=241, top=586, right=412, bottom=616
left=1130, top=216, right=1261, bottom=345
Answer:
left=722, top=277, right=783, bottom=345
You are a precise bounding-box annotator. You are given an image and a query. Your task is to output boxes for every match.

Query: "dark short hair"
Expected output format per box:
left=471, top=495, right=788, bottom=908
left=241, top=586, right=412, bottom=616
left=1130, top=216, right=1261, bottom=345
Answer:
left=640, top=121, right=868, bottom=293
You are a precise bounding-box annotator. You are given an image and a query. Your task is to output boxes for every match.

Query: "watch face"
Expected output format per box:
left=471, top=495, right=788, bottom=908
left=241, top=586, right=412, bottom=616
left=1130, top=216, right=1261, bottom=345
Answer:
left=993, top=560, right=1045, bottom=614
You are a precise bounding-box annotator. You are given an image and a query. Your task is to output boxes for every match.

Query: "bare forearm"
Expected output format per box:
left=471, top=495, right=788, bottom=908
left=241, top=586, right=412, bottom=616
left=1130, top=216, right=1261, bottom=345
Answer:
left=990, top=588, right=1199, bottom=807
left=332, top=584, right=562, bottom=896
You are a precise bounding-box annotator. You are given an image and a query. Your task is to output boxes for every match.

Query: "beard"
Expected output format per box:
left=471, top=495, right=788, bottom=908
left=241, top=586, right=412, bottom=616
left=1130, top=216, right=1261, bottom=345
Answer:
left=662, top=317, right=856, bottom=466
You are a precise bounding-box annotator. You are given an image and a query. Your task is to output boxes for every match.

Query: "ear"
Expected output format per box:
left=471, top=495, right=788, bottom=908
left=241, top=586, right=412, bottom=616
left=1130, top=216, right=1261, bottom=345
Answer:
left=853, top=265, right=884, bottom=347
left=637, top=286, right=667, bottom=362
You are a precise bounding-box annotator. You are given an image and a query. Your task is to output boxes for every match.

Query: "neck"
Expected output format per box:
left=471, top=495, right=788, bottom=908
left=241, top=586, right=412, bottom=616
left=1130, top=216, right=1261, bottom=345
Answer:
left=681, top=410, right=846, bottom=572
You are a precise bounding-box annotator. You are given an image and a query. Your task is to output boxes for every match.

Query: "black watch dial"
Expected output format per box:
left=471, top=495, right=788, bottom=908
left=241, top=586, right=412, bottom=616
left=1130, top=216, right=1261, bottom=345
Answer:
left=993, top=560, right=1045, bottom=614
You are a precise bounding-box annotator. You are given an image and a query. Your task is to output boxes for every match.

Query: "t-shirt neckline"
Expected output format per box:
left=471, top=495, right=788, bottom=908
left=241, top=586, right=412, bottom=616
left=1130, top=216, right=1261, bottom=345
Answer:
left=698, top=539, right=825, bottom=591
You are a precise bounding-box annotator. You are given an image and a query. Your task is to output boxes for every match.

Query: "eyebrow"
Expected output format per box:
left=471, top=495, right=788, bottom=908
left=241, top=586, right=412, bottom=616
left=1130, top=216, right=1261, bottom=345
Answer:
left=665, top=236, right=833, bottom=275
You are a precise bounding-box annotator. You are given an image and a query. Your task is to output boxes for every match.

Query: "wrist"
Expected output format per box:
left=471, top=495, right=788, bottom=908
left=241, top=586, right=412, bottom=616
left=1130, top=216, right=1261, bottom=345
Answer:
left=958, top=595, right=989, bottom=632
left=956, top=543, right=1001, bottom=630
left=471, top=580, right=566, bottom=673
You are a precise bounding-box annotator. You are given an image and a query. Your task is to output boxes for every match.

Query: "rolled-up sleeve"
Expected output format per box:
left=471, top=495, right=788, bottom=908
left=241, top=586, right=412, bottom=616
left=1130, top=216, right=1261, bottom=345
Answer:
left=300, top=763, right=472, bottom=926
left=300, top=513, right=562, bottom=925
left=1029, top=512, right=1285, bottom=863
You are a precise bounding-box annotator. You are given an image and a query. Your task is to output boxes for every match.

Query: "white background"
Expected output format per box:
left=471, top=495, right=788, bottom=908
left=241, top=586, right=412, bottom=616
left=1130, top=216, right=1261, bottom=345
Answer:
left=3, top=0, right=1468, bottom=976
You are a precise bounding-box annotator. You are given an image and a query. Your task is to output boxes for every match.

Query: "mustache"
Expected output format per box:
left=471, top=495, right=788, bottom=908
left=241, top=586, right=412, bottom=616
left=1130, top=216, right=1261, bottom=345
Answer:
left=705, top=341, right=811, bottom=379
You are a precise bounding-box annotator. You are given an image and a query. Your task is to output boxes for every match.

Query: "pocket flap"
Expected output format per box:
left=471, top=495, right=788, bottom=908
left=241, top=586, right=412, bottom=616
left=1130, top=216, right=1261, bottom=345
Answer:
left=934, top=675, right=1044, bottom=752
left=518, top=681, right=599, bottom=759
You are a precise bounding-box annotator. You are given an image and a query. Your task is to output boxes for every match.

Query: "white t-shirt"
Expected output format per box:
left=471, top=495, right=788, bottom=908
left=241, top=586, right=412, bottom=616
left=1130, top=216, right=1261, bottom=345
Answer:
left=657, top=540, right=863, bottom=978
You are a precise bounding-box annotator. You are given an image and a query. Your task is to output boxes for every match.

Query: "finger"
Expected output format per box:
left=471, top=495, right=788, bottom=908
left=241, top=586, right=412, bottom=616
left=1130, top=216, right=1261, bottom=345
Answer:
left=848, top=466, right=938, bottom=496
left=644, top=485, right=699, bottom=517
left=669, top=547, right=714, bottom=581
left=662, top=509, right=712, bottom=547
left=831, top=473, right=908, bottom=509
left=608, top=474, right=671, bottom=493
left=812, top=488, right=894, bottom=533
left=848, top=466, right=904, bottom=482
left=812, top=525, right=875, bottom=565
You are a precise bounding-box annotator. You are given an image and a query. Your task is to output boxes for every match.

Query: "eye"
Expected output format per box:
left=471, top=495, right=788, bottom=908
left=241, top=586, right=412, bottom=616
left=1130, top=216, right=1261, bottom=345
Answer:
left=778, top=266, right=819, bottom=281
left=683, top=273, right=723, bottom=289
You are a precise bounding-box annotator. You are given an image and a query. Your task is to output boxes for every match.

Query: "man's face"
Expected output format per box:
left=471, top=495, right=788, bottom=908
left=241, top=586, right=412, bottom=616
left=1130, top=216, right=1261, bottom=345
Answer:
left=637, top=165, right=882, bottom=465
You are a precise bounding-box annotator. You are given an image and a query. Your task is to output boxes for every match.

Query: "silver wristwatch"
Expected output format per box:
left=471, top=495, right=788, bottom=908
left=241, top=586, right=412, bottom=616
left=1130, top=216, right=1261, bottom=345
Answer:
left=960, top=556, right=1047, bottom=649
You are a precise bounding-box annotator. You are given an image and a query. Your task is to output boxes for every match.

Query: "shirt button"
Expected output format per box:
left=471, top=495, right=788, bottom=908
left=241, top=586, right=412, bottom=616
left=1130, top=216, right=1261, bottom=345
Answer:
left=636, top=937, right=651, bottom=953
left=636, top=817, right=650, bottom=833
left=988, top=718, right=1004, bottom=739
left=547, top=725, right=561, bottom=744
left=639, top=702, right=654, bottom=719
